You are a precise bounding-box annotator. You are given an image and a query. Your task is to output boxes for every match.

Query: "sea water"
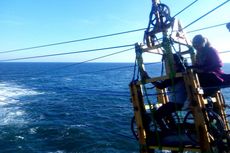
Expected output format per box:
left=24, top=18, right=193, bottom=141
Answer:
left=0, top=62, right=229, bottom=153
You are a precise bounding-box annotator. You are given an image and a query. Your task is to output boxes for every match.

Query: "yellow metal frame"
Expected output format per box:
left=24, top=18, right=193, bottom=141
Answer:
left=130, top=1, right=229, bottom=151
left=129, top=43, right=230, bottom=153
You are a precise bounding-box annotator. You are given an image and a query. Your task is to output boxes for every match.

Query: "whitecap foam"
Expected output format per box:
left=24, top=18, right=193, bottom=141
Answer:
left=29, top=127, right=39, bottom=134
left=15, top=135, right=25, bottom=140
left=1, top=108, right=27, bottom=125
left=0, top=81, right=43, bottom=125
left=0, top=81, right=43, bottom=105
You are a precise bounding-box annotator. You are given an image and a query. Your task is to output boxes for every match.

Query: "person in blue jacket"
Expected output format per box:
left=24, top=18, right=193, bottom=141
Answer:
left=153, top=54, right=187, bottom=131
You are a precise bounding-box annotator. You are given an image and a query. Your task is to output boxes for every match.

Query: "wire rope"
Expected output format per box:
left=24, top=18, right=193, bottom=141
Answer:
left=0, top=0, right=228, bottom=57
left=172, top=0, right=198, bottom=18
left=0, top=28, right=146, bottom=54
left=183, top=0, right=230, bottom=30
left=32, top=47, right=134, bottom=76
left=187, top=22, right=230, bottom=33
left=0, top=49, right=135, bottom=79
left=0, top=44, right=134, bottom=62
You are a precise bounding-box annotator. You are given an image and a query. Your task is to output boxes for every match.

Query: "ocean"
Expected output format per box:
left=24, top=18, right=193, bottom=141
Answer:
left=0, top=62, right=229, bottom=153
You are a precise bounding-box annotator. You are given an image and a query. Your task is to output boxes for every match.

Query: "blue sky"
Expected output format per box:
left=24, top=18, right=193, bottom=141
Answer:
left=0, top=0, right=229, bottom=63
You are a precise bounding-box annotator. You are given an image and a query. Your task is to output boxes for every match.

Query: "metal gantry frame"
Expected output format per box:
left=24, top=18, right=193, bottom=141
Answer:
left=129, top=0, right=230, bottom=152
left=130, top=43, right=230, bottom=153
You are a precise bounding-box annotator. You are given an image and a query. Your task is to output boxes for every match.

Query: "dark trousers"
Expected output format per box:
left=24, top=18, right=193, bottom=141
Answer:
left=198, top=73, right=223, bottom=97
left=155, top=102, right=183, bottom=131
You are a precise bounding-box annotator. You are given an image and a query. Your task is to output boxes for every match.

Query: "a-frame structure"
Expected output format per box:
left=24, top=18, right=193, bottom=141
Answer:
left=129, top=0, right=230, bottom=152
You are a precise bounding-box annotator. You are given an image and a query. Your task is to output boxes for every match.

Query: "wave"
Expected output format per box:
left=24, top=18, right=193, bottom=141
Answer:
left=0, top=82, right=43, bottom=105
left=0, top=81, right=43, bottom=125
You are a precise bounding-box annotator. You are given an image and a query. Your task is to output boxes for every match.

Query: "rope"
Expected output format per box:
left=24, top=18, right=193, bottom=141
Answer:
left=0, top=44, right=134, bottom=62
left=74, top=62, right=161, bottom=78
left=163, top=36, right=185, bottom=151
left=183, top=0, right=230, bottom=30
left=187, top=22, right=230, bottom=33
left=0, top=28, right=146, bottom=54
left=0, top=1, right=227, bottom=56
left=172, top=0, right=199, bottom=18
left=36, top=47, right=134, bottom=76
left=141, top=82, right=162, bottom=149
left=0, top=61, right=162, bottom=79
left=0, top=47, right=135, bottom=78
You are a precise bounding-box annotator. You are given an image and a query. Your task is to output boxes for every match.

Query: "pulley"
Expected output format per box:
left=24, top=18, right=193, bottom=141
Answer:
left=144, top=3, right=173, bottom=48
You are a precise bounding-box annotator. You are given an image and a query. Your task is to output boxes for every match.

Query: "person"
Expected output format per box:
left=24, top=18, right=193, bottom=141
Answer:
left=192, top=34, right=224, bottom=97
left=153, top=54, right=187, bottom=131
